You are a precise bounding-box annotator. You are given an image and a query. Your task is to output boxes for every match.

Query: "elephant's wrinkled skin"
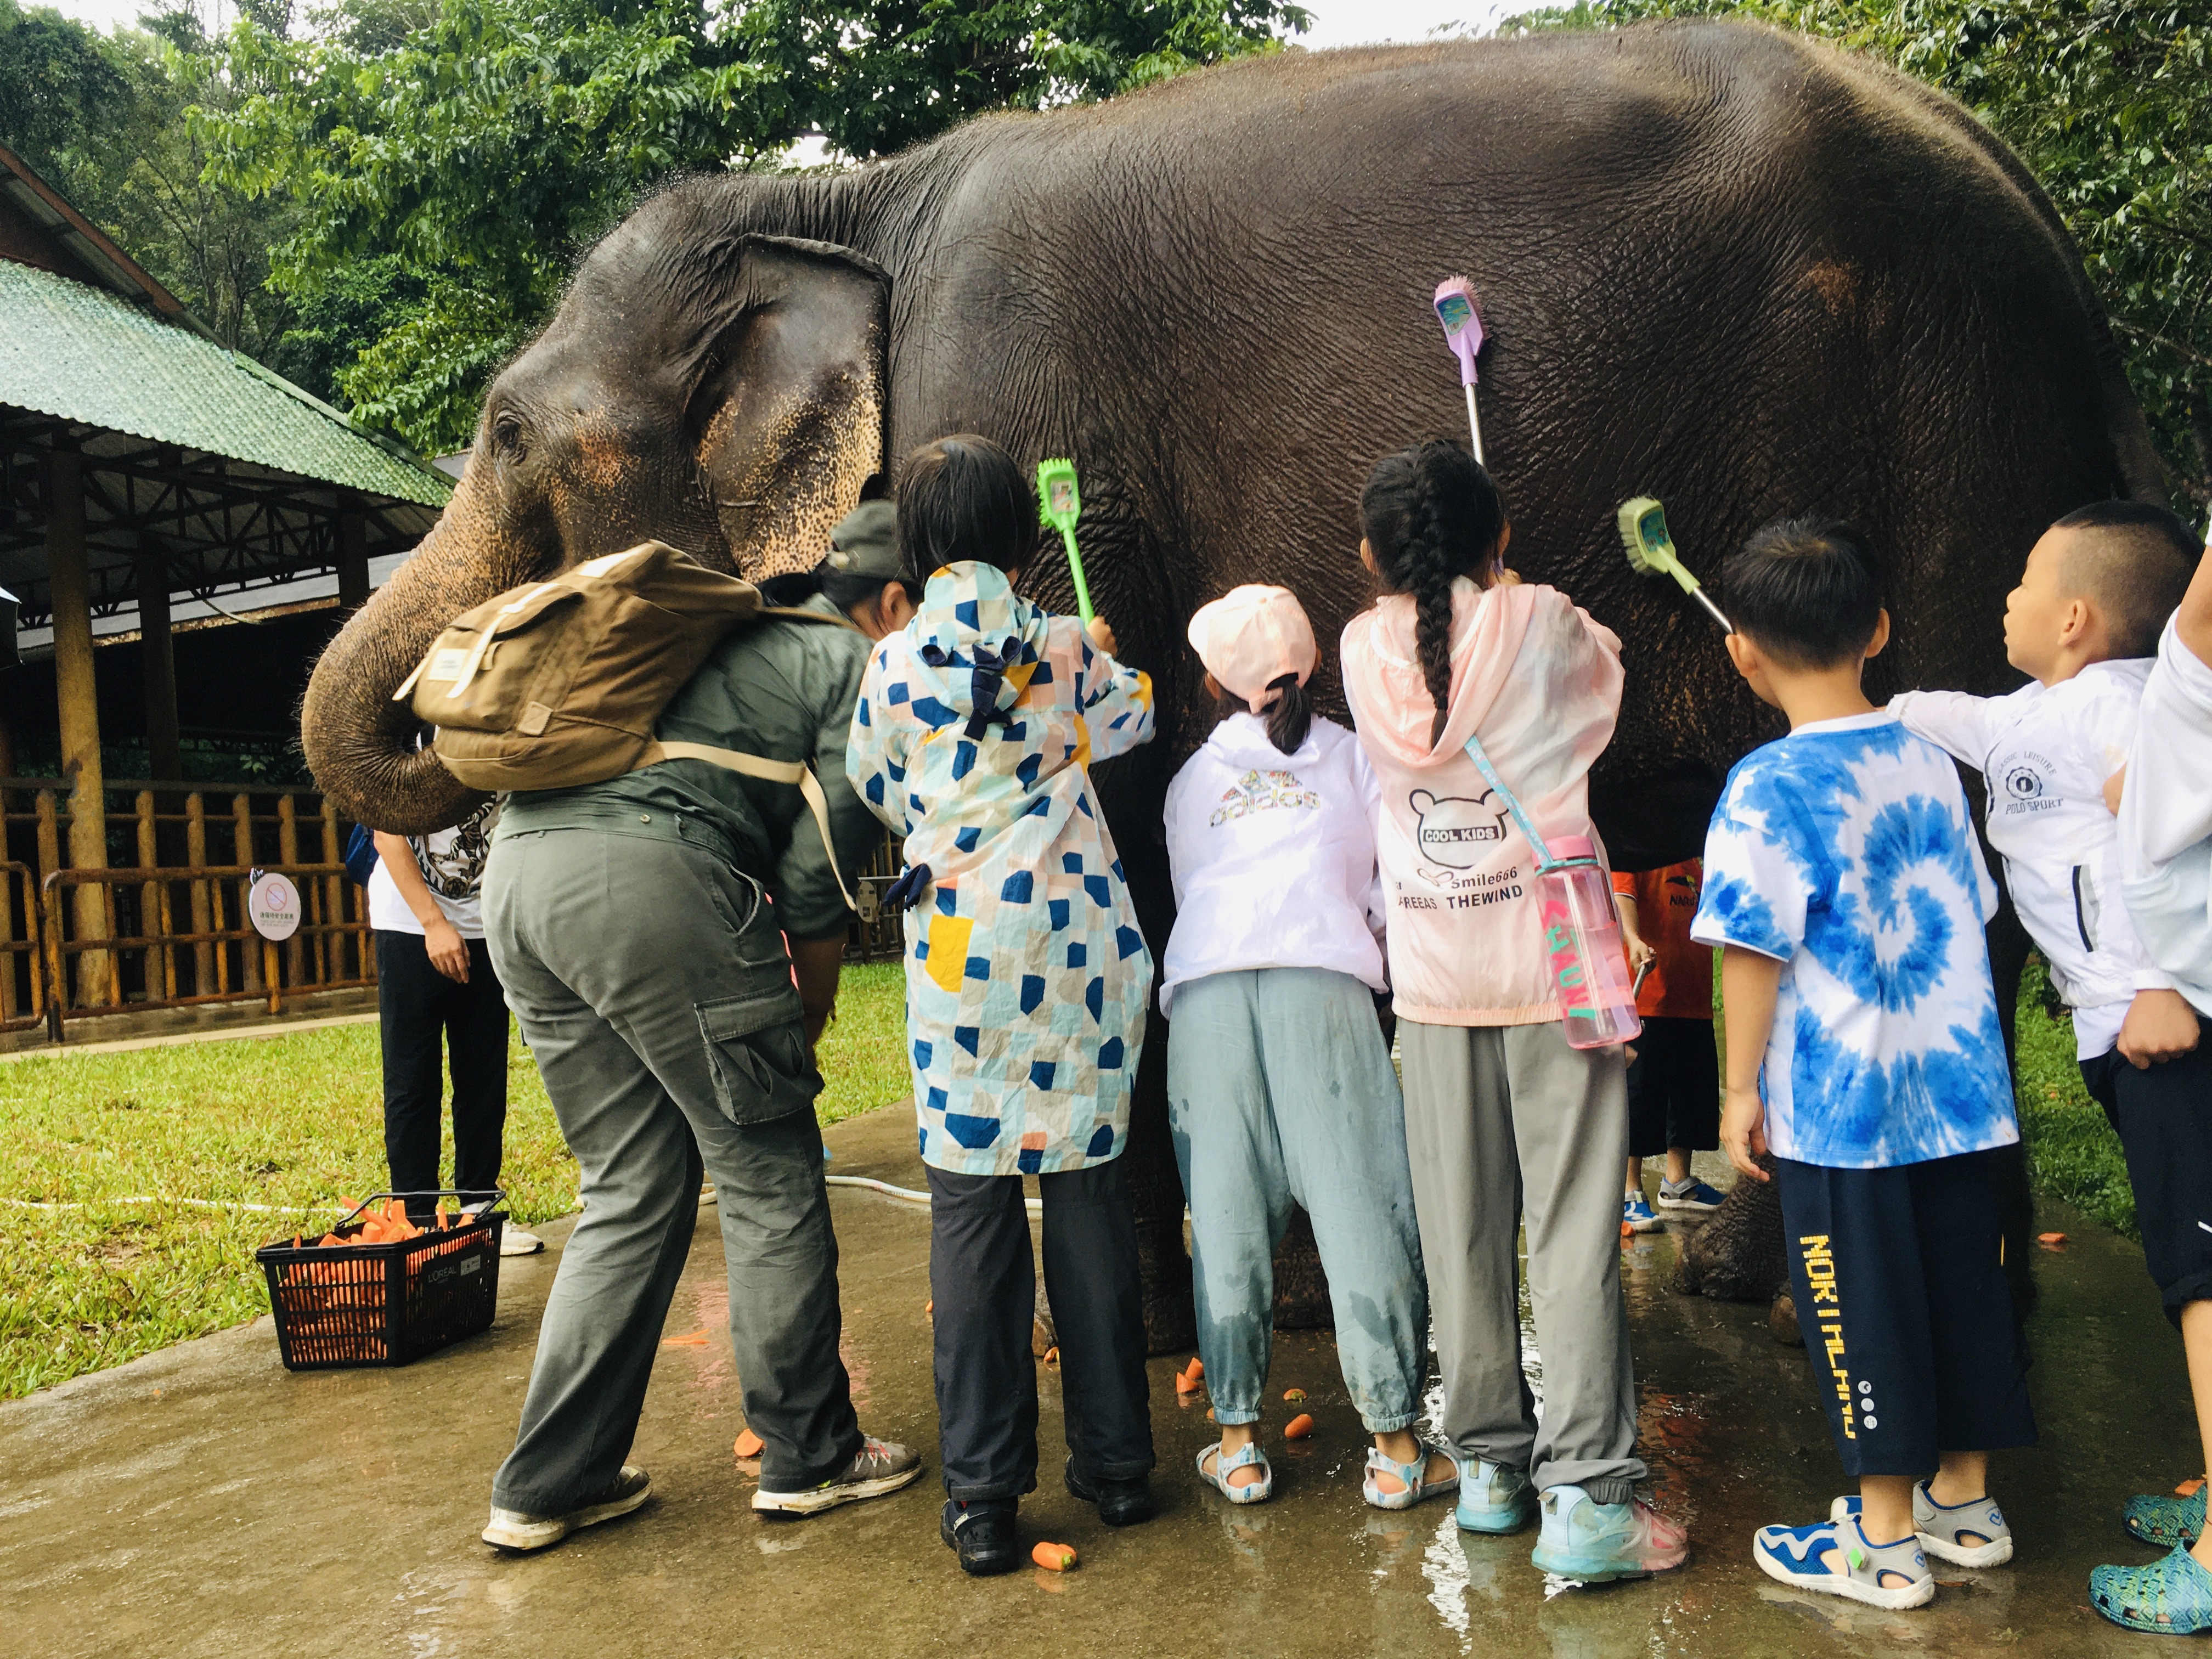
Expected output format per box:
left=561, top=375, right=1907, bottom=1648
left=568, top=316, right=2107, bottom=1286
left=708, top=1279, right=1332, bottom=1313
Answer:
left=303, top=24, right=2159, bottom=1347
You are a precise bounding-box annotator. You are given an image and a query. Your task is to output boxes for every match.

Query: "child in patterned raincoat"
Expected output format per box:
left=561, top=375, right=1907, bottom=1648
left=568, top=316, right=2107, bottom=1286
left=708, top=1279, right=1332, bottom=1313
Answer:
left=847, top=435, right=1159, bottom=1576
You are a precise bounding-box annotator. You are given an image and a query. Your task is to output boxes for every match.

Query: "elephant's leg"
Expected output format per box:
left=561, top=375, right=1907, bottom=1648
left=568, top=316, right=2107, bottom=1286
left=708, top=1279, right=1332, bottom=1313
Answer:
left=1269, top=1206, right=1333, bottom=1330
left=1986, top=899, right=2039, bottom=1329
left=1127, top=1001, right=1196, bottom=1353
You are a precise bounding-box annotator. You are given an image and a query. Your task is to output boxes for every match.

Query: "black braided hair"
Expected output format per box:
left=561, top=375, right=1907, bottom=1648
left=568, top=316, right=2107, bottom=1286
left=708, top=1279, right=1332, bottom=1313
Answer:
left=1359, top=439, right=1507, bottom=747
left=1212, top=672, right=1314, bottom=755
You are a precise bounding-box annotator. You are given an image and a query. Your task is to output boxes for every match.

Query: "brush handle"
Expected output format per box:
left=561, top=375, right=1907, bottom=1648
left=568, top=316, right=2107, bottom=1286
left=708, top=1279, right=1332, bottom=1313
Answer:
left=1690, top=586, right=1733, bottom=634
left=1463, top=384, right=1486, bottom=467
left=1060, top=527, right=1094, bottom=627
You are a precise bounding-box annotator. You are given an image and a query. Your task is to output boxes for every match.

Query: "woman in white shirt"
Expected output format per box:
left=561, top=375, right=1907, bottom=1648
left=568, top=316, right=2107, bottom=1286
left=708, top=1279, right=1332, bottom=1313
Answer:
left=1163, top=586, right=1444, bottom=1512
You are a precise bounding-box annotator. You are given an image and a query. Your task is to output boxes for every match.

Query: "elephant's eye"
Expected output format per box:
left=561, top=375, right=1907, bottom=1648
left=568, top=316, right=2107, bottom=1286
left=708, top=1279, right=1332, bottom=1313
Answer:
left=490, top=411, right=529, bottom=464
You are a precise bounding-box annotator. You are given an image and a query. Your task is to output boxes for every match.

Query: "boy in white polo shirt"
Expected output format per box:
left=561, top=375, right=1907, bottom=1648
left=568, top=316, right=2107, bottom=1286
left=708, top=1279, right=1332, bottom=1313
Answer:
left=1891, top=502, right=2198, bottom=1099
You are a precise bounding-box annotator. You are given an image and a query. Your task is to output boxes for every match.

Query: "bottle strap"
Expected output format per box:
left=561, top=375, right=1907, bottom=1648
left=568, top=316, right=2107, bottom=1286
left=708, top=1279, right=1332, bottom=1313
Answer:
left=1460, top=731, right=1558, bottom=871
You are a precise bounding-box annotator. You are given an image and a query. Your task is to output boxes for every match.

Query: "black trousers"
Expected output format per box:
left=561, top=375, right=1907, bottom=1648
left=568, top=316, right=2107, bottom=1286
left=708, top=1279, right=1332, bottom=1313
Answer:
left=928, top=1157, right=1155, bottom=1501
left=1626, top=1016, right=1720, bottom=1158
left=376, top=929, right=510, bottom=1215
left=1777, top=1150, right=2036, bottom=1477
left=2082, top=1042, right=2212, bottom=1323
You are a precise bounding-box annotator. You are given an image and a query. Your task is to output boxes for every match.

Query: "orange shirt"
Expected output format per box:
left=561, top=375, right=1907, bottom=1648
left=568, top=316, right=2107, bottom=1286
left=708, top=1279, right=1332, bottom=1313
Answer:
left=1612, top=859, right=1713, bottom=1021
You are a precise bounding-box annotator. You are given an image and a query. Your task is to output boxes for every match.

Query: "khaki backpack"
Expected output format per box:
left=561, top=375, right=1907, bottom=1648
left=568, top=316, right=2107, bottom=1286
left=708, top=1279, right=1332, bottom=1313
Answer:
left=395, top=540, right=861, bottom=909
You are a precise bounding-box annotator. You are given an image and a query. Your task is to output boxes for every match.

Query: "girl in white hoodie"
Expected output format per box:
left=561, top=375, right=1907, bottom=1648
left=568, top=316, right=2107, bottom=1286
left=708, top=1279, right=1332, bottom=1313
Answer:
left=1339, top=441, right=1686, bottom=1583
left=1162, top=584, right=1442, bottom=1511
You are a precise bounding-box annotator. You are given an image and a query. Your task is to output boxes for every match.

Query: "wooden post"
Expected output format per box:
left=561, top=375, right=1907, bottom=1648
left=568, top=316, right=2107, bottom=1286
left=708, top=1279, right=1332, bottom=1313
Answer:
left=277, top=793, right=302, bottom=987
left=0, top=848, right=15, bottom=1026
left=337, top=506, right=370, bottom=613
left=136, top=790, right=173, bottom=1001
left=134, top=544, right=182, bottom=783
left=185, top=789, right=214, bottom=995
left=319, top=797, right=342, bottom=982
left=233, top=794, right=261, bottom=995
left=47, top=442, right=110, bottom=1006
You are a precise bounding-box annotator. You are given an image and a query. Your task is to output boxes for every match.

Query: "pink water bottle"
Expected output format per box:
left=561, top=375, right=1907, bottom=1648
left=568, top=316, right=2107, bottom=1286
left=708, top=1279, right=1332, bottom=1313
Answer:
left=1537, top=834, right=1643, bottom=1050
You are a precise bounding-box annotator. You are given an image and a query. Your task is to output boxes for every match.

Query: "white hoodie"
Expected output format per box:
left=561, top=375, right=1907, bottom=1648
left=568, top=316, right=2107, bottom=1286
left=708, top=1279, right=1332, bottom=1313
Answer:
left=1160, top=712, right=1387, bottom=1016
left=2120, top=616, right=2212, bottom=1017
left=1892, top=660, right=2168, bottom=1059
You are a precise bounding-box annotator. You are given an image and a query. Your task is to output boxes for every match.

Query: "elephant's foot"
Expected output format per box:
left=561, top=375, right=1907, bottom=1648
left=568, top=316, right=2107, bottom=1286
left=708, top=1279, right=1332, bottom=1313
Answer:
left=1769, top=1291, right=1802, bottom=1347
left=1269, top=1206, right=1334, bottom=1332
left=1032, top=1277, right=1057, bottom=1358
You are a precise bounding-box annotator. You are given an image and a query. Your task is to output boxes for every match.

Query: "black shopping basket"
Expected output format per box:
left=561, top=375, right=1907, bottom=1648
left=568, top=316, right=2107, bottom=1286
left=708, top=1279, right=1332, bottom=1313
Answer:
left=255, top=1190, right=506, bottom=1370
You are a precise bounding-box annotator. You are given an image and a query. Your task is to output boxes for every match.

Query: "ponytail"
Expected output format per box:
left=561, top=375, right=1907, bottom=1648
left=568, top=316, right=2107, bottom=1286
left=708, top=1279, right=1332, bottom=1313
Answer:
left=1211, top=672, right=1313, bottom=755
left=1359, top=439, right=1506, bottom=747
left=758, top=560, right=922, bottom=620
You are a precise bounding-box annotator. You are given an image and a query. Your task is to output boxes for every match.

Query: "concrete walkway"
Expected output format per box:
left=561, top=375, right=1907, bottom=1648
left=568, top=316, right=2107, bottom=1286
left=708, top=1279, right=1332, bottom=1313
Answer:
left=3, top=1103, right=2188, bottom=1658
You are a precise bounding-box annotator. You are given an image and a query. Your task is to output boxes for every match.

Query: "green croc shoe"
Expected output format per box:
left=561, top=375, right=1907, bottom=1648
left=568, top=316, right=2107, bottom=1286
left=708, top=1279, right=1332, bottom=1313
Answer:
left=2128, top=1489, right=2208, bottom=1549
left=2091, top=1545, right=2212, bottom=1634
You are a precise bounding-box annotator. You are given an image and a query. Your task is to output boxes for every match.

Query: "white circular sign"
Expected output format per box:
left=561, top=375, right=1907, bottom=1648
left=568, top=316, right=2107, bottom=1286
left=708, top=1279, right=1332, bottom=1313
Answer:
left=249, top=872, right=301, bottom=941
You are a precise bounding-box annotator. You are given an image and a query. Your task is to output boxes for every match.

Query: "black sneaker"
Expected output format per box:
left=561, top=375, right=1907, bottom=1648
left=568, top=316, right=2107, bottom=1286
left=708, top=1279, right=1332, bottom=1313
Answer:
left=1065, top=1455, right=1156, bottom=1526
left=941, top=1498, right=1021, bottom=1576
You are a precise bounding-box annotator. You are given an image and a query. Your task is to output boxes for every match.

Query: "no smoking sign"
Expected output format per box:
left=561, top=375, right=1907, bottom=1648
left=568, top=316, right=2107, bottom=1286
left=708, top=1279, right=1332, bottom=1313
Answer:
left=248, top=871, right=301, bottom=942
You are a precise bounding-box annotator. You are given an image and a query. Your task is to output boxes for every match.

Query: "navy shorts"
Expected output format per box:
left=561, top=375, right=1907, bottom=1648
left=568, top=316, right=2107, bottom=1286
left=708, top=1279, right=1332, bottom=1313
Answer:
left=1777, top=1150, right=2036, bottom=1477
left=1626, top=1017, right=1719, bottom=1158
left=2081, top=1041, right=2212, bottom=1325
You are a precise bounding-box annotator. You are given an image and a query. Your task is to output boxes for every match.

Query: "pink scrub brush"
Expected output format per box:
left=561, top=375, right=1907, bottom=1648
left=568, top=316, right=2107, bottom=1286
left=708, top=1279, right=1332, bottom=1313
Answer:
left=1432, top=276, right=1487, bottom=464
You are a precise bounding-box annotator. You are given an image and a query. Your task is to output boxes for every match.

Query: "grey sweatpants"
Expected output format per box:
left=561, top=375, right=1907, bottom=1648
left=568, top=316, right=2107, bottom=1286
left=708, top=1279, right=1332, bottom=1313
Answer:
left=1166, top=968, right=1427, bottom=1432
left=483, top=825, right=862, bottom=1513
left=1398, top=1019, right=1645, bottom=1503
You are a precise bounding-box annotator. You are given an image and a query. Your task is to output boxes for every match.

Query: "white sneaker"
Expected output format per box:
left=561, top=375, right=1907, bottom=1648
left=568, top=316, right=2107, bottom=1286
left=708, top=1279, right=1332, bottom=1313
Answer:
left=500, top=1227, right=545, bottom=1257
left=483, top=1465, right=650, bottom=1551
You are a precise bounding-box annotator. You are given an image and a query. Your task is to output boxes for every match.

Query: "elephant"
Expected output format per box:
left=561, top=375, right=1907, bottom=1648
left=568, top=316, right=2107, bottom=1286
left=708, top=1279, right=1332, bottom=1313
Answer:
left=301, top=21, right=2161, bottom=1352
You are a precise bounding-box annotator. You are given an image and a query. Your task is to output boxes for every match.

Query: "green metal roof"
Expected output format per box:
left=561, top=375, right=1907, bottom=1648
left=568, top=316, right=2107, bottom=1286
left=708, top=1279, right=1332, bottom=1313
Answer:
left=0, top=258, right=451, bottom=509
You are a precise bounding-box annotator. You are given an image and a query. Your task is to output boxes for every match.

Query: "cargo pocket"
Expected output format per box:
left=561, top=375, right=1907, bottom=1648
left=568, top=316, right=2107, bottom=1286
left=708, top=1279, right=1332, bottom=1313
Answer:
left=694, top=962, right=816, bottom=1125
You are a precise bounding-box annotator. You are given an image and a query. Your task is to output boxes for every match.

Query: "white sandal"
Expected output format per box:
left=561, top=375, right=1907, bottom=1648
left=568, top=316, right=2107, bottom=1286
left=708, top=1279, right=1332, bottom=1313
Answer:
left=1197, top=1439, right=1274, bottom=1504
left=1363, top=1444, right=1459, bottom=1511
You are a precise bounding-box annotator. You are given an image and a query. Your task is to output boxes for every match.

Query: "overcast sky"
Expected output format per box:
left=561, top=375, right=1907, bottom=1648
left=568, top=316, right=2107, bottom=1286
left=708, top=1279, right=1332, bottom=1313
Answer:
left=43, top=0, right=1510, bottom=49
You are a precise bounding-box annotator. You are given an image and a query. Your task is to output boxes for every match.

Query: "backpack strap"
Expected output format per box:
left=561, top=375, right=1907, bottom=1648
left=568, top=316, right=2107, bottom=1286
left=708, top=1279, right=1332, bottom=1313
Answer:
left=640, top=740, right=858, bottom=912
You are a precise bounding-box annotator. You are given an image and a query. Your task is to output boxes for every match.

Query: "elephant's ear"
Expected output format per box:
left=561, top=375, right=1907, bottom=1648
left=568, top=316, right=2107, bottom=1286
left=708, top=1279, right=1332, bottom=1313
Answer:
left=685, top=234, right=889, bottom=580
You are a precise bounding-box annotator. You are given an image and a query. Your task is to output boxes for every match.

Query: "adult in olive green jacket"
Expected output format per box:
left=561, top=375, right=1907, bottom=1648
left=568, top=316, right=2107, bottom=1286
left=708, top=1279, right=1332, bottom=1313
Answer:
left=479, top=504, right=924, bottom=1550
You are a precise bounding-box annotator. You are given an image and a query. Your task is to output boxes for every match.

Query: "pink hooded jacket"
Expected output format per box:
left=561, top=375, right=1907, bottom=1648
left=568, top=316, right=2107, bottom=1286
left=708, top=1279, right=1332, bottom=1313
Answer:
left=1341, top=578, right=1624, bottom=1026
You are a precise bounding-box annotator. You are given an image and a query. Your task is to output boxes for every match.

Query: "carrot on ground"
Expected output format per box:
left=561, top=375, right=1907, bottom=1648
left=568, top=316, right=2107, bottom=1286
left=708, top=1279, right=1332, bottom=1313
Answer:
left=1031, top=1542, right=1077, bottom=1571
left=1284, top=1413, right=1315, bottom=1440
left=734, top=1429, right=764, bottom=1459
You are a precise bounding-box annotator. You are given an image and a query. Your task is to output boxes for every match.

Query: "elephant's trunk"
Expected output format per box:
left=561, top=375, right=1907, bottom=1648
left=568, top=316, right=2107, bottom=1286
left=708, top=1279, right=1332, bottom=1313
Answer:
left=301, top=470, right=536, bottom=836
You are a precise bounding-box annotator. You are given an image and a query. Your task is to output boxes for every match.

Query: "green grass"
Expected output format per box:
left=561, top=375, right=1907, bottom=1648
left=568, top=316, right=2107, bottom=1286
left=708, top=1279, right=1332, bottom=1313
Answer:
left=0, top=964, right=913, bottom=1400
left=2013, top=956, right=2137, bottom=1238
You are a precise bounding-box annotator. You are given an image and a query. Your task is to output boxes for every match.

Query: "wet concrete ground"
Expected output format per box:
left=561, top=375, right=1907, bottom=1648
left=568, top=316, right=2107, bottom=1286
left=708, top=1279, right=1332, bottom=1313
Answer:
left=4, top=1102, right=2196, bottom=1658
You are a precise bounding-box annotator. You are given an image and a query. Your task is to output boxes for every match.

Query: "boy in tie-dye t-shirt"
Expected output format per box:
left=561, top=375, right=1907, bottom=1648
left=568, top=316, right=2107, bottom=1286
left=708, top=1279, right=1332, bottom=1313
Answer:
left=1691, top=517, right=2032, bottom=1615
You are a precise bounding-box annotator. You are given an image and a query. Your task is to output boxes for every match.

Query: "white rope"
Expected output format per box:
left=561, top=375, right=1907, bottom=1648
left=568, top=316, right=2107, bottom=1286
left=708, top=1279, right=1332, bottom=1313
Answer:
left=825, top=1174, right=1043, bottom=1215
left=1, top=1194, right=315, bottom=1214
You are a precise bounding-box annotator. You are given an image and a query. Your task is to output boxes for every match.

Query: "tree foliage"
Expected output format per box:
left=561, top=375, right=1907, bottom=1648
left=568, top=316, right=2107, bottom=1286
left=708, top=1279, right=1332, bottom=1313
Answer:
left=195, top=0, right=1309, bottom=453
left=0, top=2, right=298, bottom=362
left=1503, top=0, right=2212, bottom=511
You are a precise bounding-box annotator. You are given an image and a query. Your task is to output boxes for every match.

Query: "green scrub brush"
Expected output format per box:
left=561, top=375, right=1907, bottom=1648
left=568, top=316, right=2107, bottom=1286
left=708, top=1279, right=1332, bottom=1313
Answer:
left=1618, top=496, right=1731, bottom=634
left=1036, top=457, right=1094, bottom=625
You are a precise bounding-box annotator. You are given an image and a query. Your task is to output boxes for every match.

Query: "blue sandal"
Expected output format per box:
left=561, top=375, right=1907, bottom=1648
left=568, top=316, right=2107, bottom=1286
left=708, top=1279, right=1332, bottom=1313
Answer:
left=2091, top=1545, right=2212, bottom=1634
left=1197, top=1439, right=1273, bottom=1504
left=1363, top=1444, right=1460, bottom=1511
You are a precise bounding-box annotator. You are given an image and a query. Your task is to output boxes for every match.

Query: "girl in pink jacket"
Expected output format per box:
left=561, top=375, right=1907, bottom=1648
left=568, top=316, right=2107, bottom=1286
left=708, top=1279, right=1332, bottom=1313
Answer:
left=1339, top=440, right=1686, bottom=1584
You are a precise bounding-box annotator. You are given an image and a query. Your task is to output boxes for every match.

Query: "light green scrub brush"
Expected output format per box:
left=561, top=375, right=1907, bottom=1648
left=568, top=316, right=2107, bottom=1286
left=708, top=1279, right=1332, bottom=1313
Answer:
left=1618, top=496, right=1731, bottom=634
left=1036, top=457, right=1094, bottom=626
